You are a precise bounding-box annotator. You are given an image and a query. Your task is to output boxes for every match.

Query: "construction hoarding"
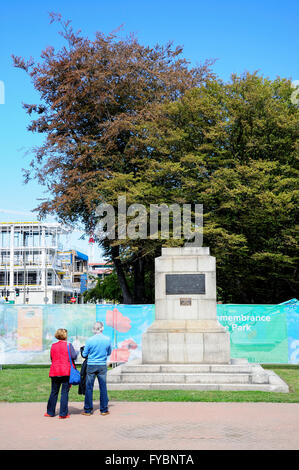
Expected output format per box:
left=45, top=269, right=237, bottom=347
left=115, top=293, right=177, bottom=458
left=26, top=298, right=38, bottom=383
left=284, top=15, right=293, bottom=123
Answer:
left=0, top=300, right=298, bottom=364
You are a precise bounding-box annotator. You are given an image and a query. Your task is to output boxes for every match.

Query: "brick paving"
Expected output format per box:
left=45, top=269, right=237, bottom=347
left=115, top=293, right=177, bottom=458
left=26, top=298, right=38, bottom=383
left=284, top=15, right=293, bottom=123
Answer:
left=0, top=401, right=298, bottom=450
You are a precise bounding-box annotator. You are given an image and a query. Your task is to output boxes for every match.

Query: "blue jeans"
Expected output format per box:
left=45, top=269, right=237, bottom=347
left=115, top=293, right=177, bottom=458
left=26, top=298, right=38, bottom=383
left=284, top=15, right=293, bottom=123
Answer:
left=47, top=376, right=70, bottom=417
left=84, top=364, right=109, bottom=413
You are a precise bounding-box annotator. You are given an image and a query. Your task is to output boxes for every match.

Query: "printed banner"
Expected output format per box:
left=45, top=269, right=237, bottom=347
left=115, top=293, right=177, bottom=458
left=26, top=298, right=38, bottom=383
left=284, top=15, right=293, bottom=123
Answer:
left=0, top=304, right=96, bottom=364
left=96, top=304, right=155, bottom=363
left=217, top=304, right=289, bottom=363
left=80, top=274, right=88, bottom=294
left=285, top=300, right=299, bottom=364
left=0, top=300, right=298, bottom=365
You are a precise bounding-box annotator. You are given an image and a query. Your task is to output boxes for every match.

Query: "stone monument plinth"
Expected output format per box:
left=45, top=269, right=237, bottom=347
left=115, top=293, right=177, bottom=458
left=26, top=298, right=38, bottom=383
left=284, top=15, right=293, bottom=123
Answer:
left=107, top=247, right=289, bottom=392
left=142, top=246, right=230, bottom=364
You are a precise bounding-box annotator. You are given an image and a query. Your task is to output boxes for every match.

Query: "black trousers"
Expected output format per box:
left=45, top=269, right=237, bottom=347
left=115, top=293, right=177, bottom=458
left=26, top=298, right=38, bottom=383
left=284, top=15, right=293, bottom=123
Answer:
left=47, top=376, right=70, bottom=417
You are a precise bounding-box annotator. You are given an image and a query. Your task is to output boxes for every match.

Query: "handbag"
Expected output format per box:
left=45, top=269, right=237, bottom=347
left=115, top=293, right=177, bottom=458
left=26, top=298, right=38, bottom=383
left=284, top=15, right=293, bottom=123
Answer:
left=67, top=343, right=81, bottom=385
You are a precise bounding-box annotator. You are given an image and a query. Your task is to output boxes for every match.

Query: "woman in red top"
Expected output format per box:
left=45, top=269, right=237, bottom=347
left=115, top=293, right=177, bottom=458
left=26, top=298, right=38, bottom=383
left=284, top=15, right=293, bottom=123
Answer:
left=45, top=328, right=78, bottom=419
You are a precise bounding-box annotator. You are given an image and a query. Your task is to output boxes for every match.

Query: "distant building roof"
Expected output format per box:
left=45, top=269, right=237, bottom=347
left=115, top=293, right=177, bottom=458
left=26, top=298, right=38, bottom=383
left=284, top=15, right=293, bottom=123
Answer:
left=75, top=251, right=88, bottom=261
left=88, top=262, right=113, bottom=266
left=91, top=268, right=113, bottom=275
left=59, top=249, right=89, bottom=261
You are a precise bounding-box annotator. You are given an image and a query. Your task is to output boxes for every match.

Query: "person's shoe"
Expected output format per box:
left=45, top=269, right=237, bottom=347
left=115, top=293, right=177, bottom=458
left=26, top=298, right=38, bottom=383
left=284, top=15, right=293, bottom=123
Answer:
left=81, top=411, right=92, bottom=416
left=44, top=413, right=54, bottom=417
left=59, top=415, right=70, bottom=419
left=100, top=411, right=110, bottom=416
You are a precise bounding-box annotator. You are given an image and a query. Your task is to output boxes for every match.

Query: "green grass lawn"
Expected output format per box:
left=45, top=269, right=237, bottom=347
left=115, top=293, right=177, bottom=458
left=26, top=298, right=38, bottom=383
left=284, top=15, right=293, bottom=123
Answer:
left=0, top=364, right=298, bottom=403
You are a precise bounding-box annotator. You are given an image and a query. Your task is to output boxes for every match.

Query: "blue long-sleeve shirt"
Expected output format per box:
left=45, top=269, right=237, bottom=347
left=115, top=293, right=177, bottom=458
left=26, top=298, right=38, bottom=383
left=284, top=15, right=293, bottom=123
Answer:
left=82, top=333, right=112, bottom=365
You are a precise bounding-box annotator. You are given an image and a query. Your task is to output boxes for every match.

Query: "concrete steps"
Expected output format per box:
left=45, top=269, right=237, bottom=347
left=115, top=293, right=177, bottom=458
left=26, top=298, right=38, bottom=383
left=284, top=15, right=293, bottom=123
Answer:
left=107, top=383, right=278, bottom=392
left=119, top=364, right=253, bottom=374
left=109, top=373, right=256, bottom=384
left=106, top=359, right=289, bottom=393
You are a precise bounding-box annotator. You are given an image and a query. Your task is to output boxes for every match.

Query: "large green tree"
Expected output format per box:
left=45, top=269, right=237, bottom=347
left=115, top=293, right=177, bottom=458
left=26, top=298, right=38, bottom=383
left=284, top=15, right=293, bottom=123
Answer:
left=136, top=73, right=298, bottom=302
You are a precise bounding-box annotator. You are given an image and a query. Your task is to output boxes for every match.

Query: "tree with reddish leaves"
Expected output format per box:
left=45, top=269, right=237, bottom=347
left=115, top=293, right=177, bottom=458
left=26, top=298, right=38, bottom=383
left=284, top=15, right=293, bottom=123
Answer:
left=13, top=13, right=214, bottom=303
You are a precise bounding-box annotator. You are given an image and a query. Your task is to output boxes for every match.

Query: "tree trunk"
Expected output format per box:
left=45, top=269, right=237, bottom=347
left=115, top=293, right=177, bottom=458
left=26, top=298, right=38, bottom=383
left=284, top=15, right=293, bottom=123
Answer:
left=133, top=255, right=146, bottom=304
left=111, top=245, right=134, bottom=304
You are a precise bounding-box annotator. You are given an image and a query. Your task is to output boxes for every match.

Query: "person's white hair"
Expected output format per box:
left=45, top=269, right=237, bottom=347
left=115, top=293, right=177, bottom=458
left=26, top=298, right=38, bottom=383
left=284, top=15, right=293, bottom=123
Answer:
left=93, top=321, right=104, bottom=334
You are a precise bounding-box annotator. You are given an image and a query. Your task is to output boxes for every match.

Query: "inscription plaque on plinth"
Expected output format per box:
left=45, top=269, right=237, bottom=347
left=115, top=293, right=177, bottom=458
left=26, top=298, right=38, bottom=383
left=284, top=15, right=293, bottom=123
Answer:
left=166, top=274, right=205, bottom=295
left=180, top=298, right=192, bottom=306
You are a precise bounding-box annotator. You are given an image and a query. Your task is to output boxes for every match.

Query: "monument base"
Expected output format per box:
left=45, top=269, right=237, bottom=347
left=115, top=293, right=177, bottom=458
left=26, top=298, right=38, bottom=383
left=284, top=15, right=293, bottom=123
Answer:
left=142, top=320, right=230, bottom=364
left=106, top=246, right=289, bottom=393
left=107, top=359, right=289, bottom=393
left=147, top=246, right=231, bottom=365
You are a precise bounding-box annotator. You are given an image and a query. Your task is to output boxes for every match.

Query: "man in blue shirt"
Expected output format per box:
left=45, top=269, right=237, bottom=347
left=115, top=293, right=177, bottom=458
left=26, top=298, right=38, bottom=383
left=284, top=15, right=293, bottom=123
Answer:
left=81, top=321, right=112, bottom=416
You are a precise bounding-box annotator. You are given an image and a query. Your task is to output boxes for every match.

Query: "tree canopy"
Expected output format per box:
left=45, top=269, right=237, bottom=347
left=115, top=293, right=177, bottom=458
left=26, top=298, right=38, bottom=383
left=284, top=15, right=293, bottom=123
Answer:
left=13, top=13, right=214, bottom=303
left=136, top=74, right=298, bottom=302
left=13, top=15, right=299, bottom=304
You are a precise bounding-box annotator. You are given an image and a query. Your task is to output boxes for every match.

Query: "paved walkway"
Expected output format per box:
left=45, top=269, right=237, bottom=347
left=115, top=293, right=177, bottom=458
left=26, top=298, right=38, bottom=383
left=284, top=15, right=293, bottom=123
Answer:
left=0, top=401, right=298, bottom=450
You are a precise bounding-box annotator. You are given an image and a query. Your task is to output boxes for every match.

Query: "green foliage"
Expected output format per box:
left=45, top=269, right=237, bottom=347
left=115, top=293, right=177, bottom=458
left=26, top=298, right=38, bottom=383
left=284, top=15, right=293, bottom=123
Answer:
left=84, top=273, right=127, bottom=303
left=136, top=73, right=299, bottom=303
left=84, top=270, right=155, bottom=303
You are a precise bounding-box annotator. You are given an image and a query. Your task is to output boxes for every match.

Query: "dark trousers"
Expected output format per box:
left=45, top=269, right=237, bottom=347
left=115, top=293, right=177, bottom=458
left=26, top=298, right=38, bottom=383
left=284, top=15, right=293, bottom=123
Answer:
left=47, top=376, right=70, bottom=417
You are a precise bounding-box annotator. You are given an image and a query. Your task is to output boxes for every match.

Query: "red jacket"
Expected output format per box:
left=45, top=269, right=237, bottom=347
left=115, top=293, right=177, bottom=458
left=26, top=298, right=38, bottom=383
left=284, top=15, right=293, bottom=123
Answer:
left=49, top=341, right=75, bottom=377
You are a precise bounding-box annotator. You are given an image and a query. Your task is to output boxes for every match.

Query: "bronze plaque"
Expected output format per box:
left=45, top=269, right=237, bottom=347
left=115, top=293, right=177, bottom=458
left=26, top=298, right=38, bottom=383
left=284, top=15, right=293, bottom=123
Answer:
left=180, top=298, right=192, bottom=306
left=166, top=274, right=205, bottom=295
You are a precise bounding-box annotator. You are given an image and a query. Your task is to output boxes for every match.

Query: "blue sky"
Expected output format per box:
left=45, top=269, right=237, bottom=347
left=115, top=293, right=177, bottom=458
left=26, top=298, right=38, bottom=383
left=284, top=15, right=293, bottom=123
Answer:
left=0, top=0, right=298, bottom=256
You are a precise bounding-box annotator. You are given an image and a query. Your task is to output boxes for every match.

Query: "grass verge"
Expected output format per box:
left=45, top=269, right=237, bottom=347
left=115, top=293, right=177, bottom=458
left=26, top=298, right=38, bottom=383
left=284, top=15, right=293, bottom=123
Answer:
left=0, top=364, right=298, bottom=403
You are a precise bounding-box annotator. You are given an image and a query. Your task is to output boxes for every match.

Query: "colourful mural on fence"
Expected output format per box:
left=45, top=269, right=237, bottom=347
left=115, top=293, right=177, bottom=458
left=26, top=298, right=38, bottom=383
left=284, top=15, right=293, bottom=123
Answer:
left=217, top=303, right=289, bottom=363
left=96, top=304, right=155, bottom=363
left=0, top=299, right=298, bottom=365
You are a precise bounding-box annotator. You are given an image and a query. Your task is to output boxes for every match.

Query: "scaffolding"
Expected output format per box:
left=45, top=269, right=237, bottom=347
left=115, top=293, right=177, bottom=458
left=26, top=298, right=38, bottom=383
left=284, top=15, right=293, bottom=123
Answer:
left=0, top=222, right=74, bottom=304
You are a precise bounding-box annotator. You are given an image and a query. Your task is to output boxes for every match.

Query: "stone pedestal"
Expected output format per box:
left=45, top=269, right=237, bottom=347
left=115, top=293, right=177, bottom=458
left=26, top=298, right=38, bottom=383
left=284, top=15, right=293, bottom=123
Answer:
left=142, top=247, right=230, bottom=364
left=107, top=246, right=289, bottom=392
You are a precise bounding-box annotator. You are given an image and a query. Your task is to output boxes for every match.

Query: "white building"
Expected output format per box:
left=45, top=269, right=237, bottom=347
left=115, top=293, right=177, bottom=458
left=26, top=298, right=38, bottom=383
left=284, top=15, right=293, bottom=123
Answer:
left=0, top=222, right=86, bottom=304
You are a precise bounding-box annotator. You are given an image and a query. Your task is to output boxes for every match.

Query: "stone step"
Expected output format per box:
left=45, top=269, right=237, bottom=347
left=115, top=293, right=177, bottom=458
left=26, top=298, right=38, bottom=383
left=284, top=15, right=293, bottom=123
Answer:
left=104, top=361, right=288, bottom=393
left=107, top=383, right=278, bottom=392
left=108, top=372, right=266, bottom=385
left=120, top=364, right=253, bottom=374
